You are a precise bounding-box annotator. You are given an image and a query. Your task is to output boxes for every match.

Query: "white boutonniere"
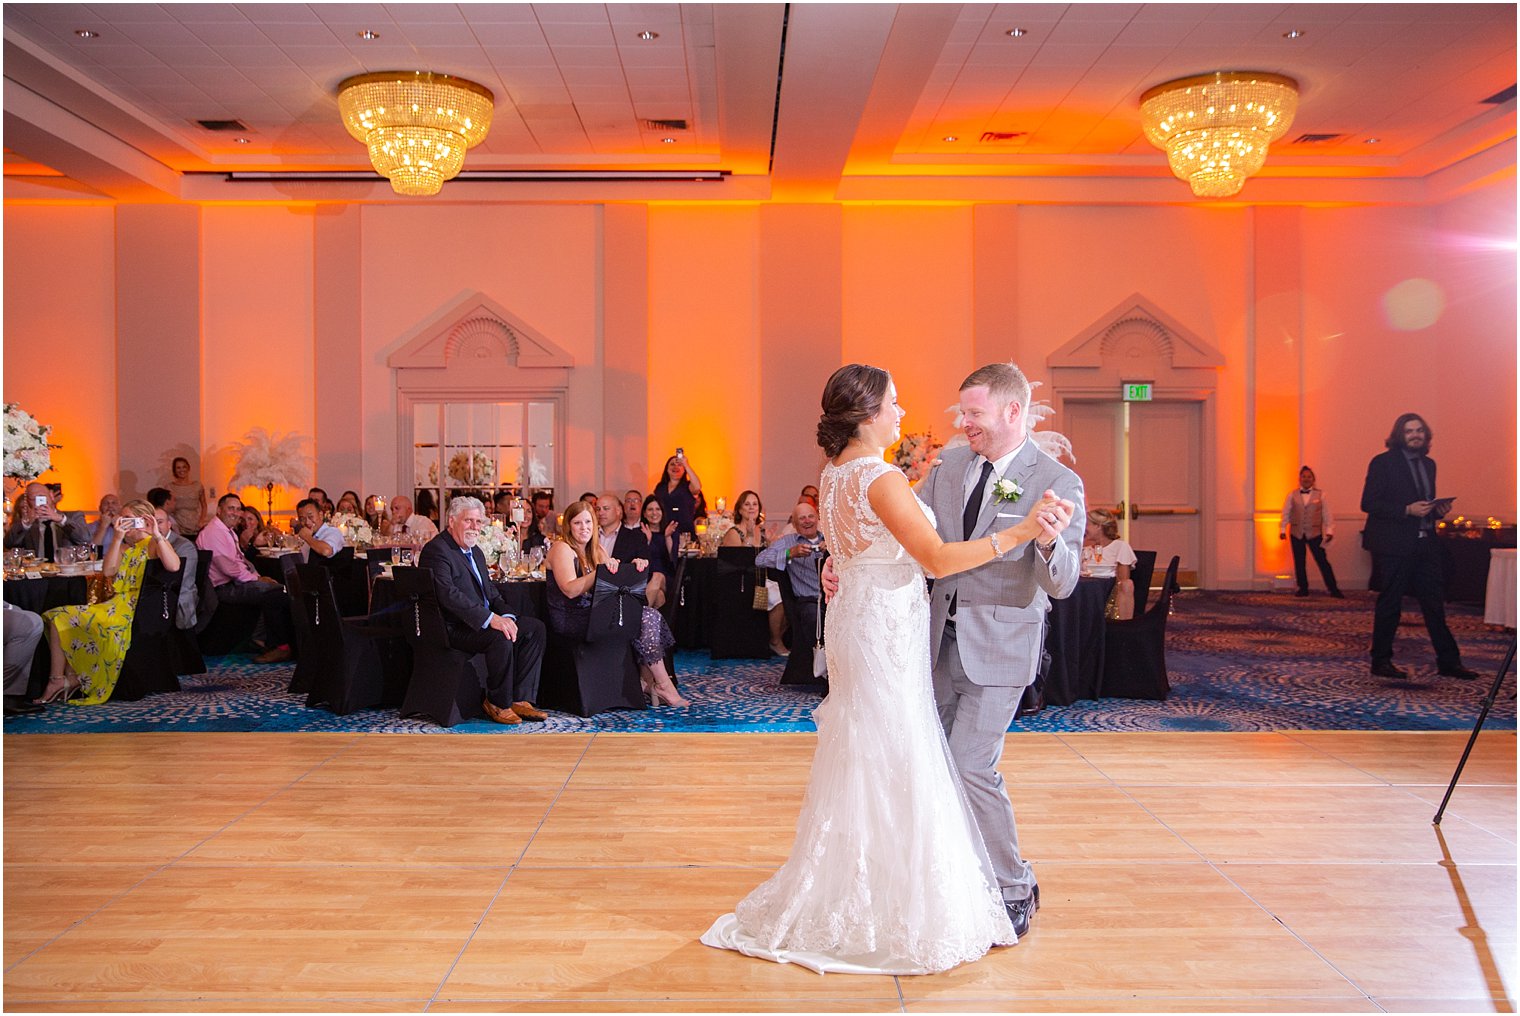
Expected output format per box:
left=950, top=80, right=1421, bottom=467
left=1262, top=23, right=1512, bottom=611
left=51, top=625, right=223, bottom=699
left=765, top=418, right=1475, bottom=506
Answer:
left=991, top=477, right=1022, bottom=504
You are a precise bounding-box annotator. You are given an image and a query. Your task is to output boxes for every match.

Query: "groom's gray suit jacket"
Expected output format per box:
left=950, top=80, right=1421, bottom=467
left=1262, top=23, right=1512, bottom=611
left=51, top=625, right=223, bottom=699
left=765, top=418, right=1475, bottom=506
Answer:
left=920, top=440, right=1086, bottom=688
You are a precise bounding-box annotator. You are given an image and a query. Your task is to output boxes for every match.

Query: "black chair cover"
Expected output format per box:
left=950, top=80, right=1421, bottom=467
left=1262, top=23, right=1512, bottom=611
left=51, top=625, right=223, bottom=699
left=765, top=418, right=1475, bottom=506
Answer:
left=316, top=546, right=368, bottom=617
left=113, top=561, right=183, bottom=701
left=708, top=546, right=772, bottom=659
left=392, top=566, right=487, bottom=728
left=296, top=562, right=405, bottom=715
left=1129, top=549, right=1158, bottom=619
left=771, top=565, right=826, bottom=687
left=1098, top=555, right=1179, bottom=701
left=285, top=558, right=316, bottom=694
left=540, top=565, right=646, bottom=718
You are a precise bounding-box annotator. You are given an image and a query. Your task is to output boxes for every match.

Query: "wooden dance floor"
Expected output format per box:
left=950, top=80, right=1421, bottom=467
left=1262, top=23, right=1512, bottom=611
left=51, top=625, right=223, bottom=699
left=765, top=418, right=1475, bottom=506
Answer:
left=4, top=730, right=1515, bottom=1012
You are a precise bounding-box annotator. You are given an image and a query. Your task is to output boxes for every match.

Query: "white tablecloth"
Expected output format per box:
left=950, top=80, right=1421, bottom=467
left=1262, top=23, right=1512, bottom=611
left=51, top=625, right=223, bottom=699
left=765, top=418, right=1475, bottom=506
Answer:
left=1483, top=548, right=1516, bottom=627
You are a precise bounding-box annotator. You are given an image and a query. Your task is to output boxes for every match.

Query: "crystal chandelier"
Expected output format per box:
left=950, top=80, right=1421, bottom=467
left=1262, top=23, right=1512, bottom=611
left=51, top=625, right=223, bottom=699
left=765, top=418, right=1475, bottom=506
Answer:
left=1140, top=72, right=1298, bottom=198
left=337, top=71, right=494, bottom=196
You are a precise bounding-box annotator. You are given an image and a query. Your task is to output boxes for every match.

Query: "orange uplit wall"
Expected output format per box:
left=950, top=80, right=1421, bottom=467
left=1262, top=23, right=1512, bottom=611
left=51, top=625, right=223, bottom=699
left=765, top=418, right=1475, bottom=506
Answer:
left=841, top=206, right=975, bottom=442
left=646, top=205, right=761, bottom=510
left=2, top=205, right=118, bottom=508
left=200, top=206, right=316, bottom=516
left=3, top=177, right=1513, bottom=588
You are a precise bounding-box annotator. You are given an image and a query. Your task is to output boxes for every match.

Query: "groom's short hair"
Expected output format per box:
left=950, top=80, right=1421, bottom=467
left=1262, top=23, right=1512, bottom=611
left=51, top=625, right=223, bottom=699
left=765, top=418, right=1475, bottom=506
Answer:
left=960, top=362, right=1031, bottom=410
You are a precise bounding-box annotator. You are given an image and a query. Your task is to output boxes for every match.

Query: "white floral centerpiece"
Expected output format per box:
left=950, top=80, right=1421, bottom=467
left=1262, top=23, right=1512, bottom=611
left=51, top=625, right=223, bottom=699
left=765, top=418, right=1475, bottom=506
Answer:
left=3, top=403, right=59, bottom=482
left=472, top=520, right=516, bottom=568
left=447, top=450, right=495, bottom=486
left=891, top=430, right=942, bottom=483
left=331, top=512, right=374, bottom=548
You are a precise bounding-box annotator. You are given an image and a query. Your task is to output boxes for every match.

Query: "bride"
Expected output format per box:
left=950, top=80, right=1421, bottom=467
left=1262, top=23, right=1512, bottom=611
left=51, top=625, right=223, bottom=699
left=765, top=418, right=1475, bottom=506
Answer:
left=702, top=364, right=1061, bottom=975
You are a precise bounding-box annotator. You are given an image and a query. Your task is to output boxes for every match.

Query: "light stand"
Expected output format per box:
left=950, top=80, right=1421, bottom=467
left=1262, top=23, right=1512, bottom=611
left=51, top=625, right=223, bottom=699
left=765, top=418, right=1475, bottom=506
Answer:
left=1433, top=633, right=1516, bottom=825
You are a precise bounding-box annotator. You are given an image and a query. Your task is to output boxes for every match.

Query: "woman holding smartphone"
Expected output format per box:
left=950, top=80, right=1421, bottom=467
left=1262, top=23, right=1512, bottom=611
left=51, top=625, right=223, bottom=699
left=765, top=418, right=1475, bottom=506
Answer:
left=653, top=450, right=706, bottom=541
left=38, top=499, right=181, bottom=706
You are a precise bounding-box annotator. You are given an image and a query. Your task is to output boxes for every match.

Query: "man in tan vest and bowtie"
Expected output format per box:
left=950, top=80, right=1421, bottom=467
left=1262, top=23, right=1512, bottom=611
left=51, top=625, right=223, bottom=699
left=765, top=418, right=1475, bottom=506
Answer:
left=1280, top=466, right=1343, bottom=598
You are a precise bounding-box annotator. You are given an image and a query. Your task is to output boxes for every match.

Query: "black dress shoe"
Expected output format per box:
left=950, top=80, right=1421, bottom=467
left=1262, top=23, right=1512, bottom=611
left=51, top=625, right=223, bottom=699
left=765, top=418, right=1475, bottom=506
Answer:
left=1370, top=661, right=1409, bottom=679
left=1294, top=589, right=1309, bottom=597
left=1329, top=590, right=1345, bottom=599
left=4, top=696, right=44, bottom=717
left=1438, top=665, right=1480, bottom=681
left=1004, top=894, right=1037, bottom=937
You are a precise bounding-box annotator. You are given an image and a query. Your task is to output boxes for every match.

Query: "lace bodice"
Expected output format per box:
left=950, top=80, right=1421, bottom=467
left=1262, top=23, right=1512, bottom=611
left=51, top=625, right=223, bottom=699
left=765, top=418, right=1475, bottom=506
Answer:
left=820, top=457, right=936, bottom=566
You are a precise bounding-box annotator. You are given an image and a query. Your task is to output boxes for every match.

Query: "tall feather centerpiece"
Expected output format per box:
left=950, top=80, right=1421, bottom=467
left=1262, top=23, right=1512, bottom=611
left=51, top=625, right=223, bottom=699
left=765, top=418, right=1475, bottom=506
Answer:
left=227, top=427, right=312, bottom=524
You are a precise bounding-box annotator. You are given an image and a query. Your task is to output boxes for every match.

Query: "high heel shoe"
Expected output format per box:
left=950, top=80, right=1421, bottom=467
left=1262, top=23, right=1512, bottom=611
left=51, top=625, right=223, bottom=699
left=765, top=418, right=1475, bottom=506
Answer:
left=36, top=675, right=81, bottom=705
left=648, top=674, right=690, bottom=709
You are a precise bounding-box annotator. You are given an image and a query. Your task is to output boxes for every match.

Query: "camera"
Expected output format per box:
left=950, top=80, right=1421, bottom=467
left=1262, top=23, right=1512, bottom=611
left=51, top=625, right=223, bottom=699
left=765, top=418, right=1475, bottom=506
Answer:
left=127, top=516, right=148, bottom=529
left=33, top=495, right=47, bottom=508
left=676, top=447, right=685, bottom=458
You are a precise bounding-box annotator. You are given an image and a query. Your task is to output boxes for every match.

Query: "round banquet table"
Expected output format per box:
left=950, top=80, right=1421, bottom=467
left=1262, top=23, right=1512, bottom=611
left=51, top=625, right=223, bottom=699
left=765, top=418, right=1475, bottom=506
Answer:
left=1039, top=575, right=1115, bottom=707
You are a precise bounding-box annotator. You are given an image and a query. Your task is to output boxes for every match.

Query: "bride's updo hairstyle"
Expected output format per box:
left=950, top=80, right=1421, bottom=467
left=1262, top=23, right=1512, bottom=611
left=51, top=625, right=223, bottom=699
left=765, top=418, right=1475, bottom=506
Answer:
left=817, top=364, right=891, bottom=458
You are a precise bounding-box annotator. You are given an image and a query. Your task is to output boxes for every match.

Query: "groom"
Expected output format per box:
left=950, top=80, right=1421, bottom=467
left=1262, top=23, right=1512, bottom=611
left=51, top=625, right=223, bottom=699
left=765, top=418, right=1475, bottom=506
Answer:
left=918, top=362, right=1084, bottom=938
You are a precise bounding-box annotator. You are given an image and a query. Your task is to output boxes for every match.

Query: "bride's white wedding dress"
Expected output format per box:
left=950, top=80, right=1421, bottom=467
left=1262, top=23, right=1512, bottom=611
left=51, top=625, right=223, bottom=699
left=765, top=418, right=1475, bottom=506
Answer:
left=701, top=457, right=1015, bottom=975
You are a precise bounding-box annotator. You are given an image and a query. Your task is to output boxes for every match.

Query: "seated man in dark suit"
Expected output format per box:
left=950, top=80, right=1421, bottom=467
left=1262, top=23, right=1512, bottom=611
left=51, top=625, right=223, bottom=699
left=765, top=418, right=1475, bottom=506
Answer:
left=418, top=495, right=549, bottom=725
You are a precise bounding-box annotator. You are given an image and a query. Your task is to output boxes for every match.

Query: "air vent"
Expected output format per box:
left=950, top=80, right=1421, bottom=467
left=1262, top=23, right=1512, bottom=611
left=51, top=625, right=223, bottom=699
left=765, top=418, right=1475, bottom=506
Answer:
left=979, top=131, right=1026, bottom=143
left=1482, top=84, right=1516, bottom=104
left=1292, top=132, right=1344, bottom=145
left=642, top=118, right=688, bottom=131
left=196, top=119, right=250, bottom=132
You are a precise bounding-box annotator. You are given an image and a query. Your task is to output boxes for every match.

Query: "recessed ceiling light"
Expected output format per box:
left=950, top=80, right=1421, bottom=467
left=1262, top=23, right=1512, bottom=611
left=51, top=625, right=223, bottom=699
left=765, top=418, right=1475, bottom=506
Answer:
left=637, top=30, right=659, bottom=41
left=357, top=29, right=379, bottom=41
left=233, top=137, right=251, bottom=144
left=1363, top=137, right=1381, bottom=144
left=661, top=137, right=676, bottom=144
left=1282, top=29, right=1305, bottom=39
left=1005, top=28, right=1027, bottom=38
left=943, top=136, right=959, bottom=142
left=73, top=29, right=99, bottom=38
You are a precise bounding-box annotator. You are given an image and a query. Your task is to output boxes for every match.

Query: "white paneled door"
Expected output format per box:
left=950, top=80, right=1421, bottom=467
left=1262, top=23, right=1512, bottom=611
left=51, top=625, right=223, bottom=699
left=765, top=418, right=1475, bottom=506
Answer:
left=1064, top=399, right=1202, bottom=582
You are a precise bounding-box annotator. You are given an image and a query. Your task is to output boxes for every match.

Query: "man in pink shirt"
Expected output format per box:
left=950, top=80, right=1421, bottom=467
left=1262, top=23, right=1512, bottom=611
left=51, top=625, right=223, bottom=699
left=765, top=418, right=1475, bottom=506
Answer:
left=196, top=493, right=293, bottom=663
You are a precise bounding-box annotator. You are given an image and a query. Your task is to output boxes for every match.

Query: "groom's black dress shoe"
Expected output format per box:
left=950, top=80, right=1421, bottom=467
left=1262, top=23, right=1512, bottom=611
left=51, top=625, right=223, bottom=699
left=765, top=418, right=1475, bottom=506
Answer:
left=1438, top=665, right=1480, bottom=680
left=1370, top=661, right=1409, bottom=680
left=1004, top=885, right=1040, bottom=937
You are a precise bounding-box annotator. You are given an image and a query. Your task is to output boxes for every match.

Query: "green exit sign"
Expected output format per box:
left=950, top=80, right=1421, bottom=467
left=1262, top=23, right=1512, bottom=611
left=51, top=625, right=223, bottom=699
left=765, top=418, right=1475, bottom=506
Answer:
left=1123, top=383, right=1153, bottom=402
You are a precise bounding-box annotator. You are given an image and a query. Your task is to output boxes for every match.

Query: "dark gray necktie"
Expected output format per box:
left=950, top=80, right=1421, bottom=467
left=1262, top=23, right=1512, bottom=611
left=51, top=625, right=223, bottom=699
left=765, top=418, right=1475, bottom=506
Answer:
left=963, top=460, right=994, bottom=540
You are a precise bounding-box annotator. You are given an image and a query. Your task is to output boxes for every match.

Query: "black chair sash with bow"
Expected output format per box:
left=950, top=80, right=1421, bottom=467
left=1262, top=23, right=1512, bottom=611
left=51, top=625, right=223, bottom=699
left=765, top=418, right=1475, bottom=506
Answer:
left=589, top=567, right=649, bottom=641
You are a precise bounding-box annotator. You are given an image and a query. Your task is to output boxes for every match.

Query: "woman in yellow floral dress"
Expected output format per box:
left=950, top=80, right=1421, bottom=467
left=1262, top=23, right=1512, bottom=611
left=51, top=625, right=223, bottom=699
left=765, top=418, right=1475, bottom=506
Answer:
left=38, top=498, right=181, bottom=706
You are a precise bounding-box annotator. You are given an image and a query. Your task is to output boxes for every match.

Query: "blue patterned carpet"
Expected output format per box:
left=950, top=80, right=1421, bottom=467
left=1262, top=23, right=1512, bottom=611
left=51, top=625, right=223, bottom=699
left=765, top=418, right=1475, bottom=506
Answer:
left=5, top=590, right=1513, bottom=735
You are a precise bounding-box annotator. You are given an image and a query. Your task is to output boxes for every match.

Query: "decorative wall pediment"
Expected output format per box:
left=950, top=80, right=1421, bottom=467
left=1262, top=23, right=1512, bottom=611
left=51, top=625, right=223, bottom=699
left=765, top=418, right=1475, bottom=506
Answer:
left=387, top=291, right=573, bottom=382
left=1048, top=293, right=1224, bottom=381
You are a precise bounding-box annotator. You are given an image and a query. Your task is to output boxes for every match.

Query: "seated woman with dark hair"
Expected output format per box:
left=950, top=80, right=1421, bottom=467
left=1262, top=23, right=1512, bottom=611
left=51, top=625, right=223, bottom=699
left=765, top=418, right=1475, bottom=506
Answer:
left=722, top=489, right=787, bottom=656
left=546, top=500, right=687, bottom=708
left=362, top=494, right=386, bottom=532
left=640, top=495, right=677, bottom=583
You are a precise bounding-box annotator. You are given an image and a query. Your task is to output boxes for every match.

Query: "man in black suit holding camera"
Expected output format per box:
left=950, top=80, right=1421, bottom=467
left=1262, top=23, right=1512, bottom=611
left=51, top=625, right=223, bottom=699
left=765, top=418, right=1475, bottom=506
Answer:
left=1360, top=413, right=1477, bottom=681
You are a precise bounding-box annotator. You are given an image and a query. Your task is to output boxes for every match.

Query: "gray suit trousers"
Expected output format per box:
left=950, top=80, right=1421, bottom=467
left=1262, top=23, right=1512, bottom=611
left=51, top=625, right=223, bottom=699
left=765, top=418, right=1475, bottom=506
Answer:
left=934, top=624, right=1035, bottom=901
left=3, top=603, right=44, bottom=696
